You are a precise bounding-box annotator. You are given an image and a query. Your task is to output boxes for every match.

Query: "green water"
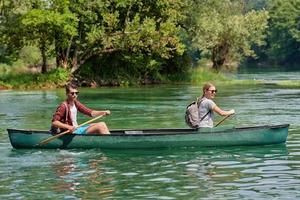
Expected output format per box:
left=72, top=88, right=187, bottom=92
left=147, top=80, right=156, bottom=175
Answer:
left=1, top=74, right=300, bottom=199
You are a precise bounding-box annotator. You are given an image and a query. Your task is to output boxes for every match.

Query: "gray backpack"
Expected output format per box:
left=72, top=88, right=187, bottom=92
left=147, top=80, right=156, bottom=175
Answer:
left=185, top=98, right=210, bottom=128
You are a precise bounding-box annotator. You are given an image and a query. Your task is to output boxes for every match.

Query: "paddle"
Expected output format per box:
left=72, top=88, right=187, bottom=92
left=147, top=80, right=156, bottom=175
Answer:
left=214, top=114, right=234, bottom=127
left=37, top=114, right=104, bottom=146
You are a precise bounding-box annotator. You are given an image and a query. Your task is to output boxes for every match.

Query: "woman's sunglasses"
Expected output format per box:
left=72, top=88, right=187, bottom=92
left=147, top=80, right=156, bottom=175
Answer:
left=207, top=89, right=217, bottom=93
left=70, top=91, right=79, bottom=95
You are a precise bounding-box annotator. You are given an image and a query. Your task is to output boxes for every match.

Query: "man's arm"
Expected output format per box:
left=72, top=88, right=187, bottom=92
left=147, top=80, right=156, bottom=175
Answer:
left=91, top=110, right=111, bottom=117
left=52, top=120, right=76, bottom=133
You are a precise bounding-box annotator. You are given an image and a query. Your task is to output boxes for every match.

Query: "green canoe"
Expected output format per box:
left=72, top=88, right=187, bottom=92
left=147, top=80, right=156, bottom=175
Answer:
left=7, top=124, right=289, bottom=149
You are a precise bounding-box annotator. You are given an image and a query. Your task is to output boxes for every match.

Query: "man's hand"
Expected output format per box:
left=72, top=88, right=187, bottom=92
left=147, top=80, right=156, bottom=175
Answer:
left=66, top=125, right=77, bottom=133
left=104, top=110, right=111, bottom=115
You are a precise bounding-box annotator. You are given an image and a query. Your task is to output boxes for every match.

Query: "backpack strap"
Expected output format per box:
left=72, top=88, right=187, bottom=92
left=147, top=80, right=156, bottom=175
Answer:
left=197, top=97, right=211, bottom=123
left=199, top=110, right=210, bottom=122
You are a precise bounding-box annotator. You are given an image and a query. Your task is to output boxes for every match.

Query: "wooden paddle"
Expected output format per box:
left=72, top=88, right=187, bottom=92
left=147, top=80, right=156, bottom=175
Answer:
left=215, top=114, right=234, bottom=127
left=38, top=114, right=104, bottom=146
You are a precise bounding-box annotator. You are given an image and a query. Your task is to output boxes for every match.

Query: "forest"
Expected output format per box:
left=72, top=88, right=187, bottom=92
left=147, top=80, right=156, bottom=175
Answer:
left=0, top=0, right=299, bottom=87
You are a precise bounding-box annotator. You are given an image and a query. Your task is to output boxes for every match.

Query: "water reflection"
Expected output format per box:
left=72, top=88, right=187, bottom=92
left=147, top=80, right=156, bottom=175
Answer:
left=96, top=144, right=291, bottom=199
left=51, top=151, right=115, bottom=198
left=52, top=156, right=77, bottom=191
left=0, top=137, right=298, bottom=199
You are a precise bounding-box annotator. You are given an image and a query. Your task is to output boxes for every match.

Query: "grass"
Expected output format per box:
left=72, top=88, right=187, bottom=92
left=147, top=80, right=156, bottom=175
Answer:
left=188, top=67, right=262, bottom=86
left=274, top=80, right=300, bottom=87
left=189, top=67, right=228, bottom=83
left=0, top=68, right=71, bottom=89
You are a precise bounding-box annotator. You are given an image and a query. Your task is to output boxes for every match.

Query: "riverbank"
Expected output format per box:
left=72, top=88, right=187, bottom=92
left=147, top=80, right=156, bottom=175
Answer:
left=0, top=67, right=299, bottom=90
left=0, top=68, right=70, bottom=90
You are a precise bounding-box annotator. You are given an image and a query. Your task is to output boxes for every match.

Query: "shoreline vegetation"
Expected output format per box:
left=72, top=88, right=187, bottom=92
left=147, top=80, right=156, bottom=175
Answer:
left=1, top=1, right=299, bottom=90
left=1, top=66, right=299, bottom=90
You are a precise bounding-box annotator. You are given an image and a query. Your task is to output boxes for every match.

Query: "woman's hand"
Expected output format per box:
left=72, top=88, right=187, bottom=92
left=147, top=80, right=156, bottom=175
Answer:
left=229, top=109, right=235, bottom=115
left=213, top=106, right=235, bottom=116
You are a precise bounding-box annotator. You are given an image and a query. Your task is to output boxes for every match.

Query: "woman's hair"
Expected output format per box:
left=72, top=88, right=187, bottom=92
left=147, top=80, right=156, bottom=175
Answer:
left=65, top=82, right=78, bottom=93
left=202, top=83, right=215, bottom=97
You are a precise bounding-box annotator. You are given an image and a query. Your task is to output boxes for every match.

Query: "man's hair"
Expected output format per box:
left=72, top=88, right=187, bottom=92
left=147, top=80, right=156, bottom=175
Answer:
left=65, top=82, right=78, bottom=93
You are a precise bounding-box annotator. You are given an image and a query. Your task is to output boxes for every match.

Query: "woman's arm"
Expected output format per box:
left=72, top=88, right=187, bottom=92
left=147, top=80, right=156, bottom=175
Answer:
left=212, top=105, right=235, bottom=116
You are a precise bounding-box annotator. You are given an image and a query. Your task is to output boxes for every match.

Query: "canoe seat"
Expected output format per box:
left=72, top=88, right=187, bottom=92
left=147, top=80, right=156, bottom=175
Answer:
left=124, top=131, right=143, bottom=134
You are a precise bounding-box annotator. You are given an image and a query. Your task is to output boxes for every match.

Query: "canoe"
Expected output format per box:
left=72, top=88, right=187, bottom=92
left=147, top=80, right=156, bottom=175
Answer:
left=7, top=124, right=289, bottom=149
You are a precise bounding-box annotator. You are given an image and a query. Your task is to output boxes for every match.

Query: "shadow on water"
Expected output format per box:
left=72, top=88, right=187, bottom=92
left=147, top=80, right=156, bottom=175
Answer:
left=99, top=143, right=289, bottom=159
left=4, top=143, right=289, bottom=172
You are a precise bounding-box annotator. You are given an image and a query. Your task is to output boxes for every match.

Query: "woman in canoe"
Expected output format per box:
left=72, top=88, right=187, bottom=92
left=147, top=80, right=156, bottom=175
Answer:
left=51, top=82, right=111, bottom=134
left=198, top=83, right=235, bottom=127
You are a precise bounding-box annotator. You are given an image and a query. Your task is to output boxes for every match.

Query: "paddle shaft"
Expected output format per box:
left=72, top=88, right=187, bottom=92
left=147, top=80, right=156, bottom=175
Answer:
left=215, top=114, right=233, bottom=127
left=38, top=114, right=104, bottom=146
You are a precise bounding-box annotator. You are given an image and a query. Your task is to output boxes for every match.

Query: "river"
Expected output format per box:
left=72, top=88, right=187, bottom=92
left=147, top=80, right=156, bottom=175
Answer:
left=0, top=69, right=300, bottom=199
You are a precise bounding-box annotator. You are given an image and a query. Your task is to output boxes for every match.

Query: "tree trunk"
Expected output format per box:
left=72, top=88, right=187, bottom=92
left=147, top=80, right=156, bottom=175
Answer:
left=55, top=40, right=60, bottom=68
left=61, top=58, right=68, bottom=69
left=71, top=54, right=78, bottom=72
left=211, top=43, right=229, bottom=72
left=55, top=36, right=71, bottom=69
left=40, top=41, right=47, bottom=73
left=71, top=47, right=79, bottom=72
left=56, top=49, right=68, bottom=69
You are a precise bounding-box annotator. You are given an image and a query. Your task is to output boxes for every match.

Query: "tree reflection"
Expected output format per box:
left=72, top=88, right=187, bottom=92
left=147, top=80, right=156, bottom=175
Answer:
left=52, top=153, right=115, bottom=198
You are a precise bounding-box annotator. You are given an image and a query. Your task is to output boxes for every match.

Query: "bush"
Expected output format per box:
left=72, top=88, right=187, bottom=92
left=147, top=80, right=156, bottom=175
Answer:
left=189, top=67, right=228, bottom=84
left=19, top=46, right=41, bottom=68
left=0, top=68, right=71, bottom=89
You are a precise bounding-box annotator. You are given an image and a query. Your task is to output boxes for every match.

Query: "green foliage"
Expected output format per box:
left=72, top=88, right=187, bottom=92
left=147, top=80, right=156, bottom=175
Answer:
left=0, top=60, right=27, bottom=75
left=19, top=46, right=41, bottom=67
left=0, top=63, right=11, bottom=75
left=189, top=0, right=269, bottom=71
left=0, top=68, right=70, bottom=89
left=189, top=67, right=228, bottom=84
left=19, top=0, right=78, bottom=72
left=72, top=0, right=189, bottom=84
left=76, top=52, right=164, bottom=86
left=1, top=0, right=300, bottom=89
left=0, top=0, right=25, bottom=60
left=267, top=0, right=300, bottom=64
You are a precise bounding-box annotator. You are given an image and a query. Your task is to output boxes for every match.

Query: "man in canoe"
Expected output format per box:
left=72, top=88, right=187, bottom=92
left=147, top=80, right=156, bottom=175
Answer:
left=51, top=82, right=111, bottom=134
left=198, top=83, right=235, bottom=127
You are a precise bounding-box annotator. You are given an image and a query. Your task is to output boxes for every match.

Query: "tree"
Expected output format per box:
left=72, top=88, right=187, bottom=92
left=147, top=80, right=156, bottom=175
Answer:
left=66, top=0, right=187, bottom=76
left=1, top=0, right=188, bottom=81
left=0, top=0, right=77, bottom=73
left=21, top=0, right=77, bottom=73
left=267, top=0, right=300, bottom=64
left=189, top=0, right=269, bottom=71
left=0, top=0, right=27, bottom=62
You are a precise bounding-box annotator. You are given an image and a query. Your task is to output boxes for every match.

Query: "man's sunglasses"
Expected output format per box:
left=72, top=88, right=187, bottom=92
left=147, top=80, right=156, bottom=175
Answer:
left=70, top=91, right=79, bottom=95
